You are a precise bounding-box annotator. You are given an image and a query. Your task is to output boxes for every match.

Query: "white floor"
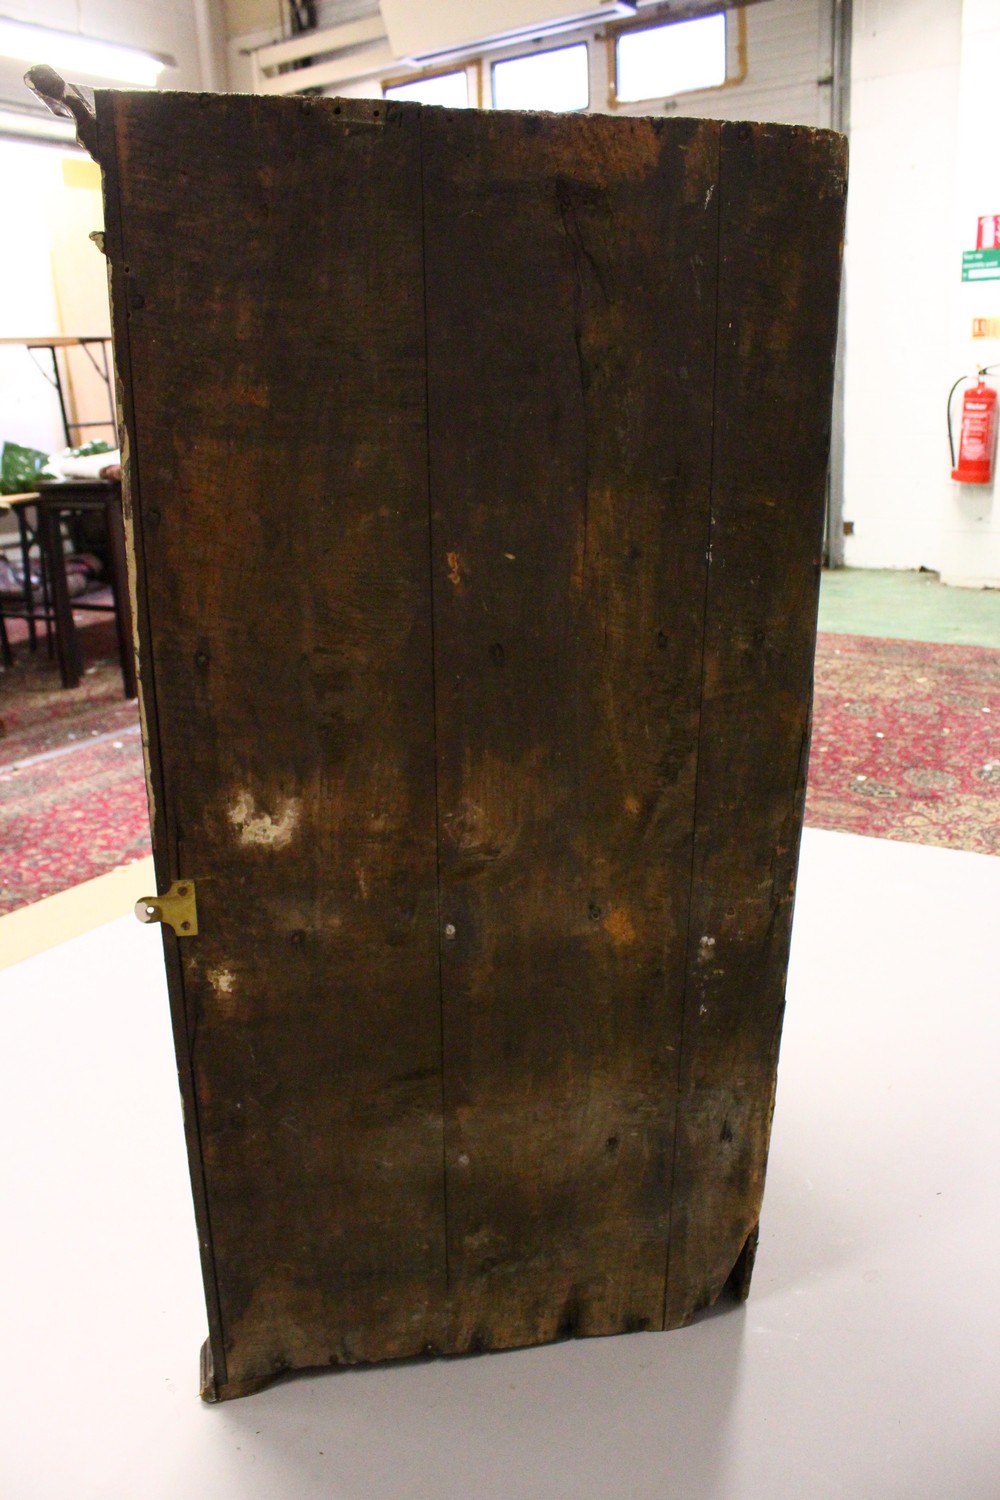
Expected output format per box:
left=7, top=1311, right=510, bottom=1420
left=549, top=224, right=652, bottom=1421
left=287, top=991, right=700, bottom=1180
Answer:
left=2, top=827, right=999, bottom=1500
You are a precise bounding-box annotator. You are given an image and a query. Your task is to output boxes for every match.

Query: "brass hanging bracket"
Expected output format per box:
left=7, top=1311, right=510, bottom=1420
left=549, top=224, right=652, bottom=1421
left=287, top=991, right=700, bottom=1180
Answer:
left=135, top=879, right=198, bottom=936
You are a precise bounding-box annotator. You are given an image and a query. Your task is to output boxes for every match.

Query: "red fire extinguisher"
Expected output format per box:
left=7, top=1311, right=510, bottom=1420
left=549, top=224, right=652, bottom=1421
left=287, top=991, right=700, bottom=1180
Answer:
left=948, top=367, right=999, bottom=484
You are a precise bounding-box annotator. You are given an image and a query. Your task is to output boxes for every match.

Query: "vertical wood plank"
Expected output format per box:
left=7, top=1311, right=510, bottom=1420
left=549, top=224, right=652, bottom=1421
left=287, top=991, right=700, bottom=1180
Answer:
left=664, top=121, right=848, bottom=1325
left=104, top=93, right=447, bottom=1393
left=97, top=90, right=230, bottom=1390
left=421, top=110, right=720, bottom=1348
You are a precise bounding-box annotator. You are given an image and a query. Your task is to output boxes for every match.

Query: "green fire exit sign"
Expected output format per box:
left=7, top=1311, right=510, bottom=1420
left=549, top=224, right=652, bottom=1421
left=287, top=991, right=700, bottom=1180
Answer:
left=962, top=248, right=1000, bottom=281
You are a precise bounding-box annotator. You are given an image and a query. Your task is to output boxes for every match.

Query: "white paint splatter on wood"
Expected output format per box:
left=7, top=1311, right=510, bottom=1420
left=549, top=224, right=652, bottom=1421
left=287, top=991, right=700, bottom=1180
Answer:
left=228, top=791, right=301, bottom=849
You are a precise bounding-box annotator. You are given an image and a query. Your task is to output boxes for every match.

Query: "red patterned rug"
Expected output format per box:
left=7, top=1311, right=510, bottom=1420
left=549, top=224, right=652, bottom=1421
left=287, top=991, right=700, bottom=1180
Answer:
left=1, top=617, right=150, bottom=915
left=806, top=633, right=1000, bottom=856
left=1, top=622, right=997, bottom=918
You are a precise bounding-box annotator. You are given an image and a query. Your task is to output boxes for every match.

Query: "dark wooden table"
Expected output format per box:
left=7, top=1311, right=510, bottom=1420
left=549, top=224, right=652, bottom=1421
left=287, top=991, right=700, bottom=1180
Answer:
left=33, top=478, right=137, bottom=698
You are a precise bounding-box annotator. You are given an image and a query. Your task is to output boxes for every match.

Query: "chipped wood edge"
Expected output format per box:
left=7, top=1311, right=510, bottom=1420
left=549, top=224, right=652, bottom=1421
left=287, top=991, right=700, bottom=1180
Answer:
left=94, top=89, right=230, bottom=1396
left=24, top=65, right=98, bottom=156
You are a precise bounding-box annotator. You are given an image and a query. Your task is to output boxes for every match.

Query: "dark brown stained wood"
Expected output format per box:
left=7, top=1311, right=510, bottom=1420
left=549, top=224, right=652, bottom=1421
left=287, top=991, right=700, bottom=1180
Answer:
left=88, top=90, right=846, bottom=1399
left=99, top=92, right=447, bottom=1396
left=96, top=98, right=226, bottom=1383
left=664, top=122, right=848, bottom=1325
left=421, top=109, right=720, bottom=1347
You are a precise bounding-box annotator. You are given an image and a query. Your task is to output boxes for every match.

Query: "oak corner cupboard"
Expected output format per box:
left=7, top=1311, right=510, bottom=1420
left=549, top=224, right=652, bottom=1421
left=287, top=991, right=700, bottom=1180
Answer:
left=83, top=87, right=845, bottom=1401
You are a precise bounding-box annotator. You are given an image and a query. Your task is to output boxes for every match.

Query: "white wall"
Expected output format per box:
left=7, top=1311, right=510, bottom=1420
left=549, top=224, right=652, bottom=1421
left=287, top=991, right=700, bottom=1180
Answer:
left=940, top=0, right=1000, bottom=585
left=0, top=0, right=211, bottom=470
left=841, top=0, right=964, bottom=570
left=0, top=143, right=67, bottom=457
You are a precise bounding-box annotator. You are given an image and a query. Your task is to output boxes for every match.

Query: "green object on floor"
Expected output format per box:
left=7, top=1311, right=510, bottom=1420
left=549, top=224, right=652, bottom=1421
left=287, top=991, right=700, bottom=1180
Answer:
left=818, top=569, right=1000, bottom=650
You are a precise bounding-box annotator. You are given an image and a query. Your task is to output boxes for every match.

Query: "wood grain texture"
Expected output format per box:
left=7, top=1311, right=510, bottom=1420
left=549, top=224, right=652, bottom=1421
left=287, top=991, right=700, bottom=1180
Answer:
left=96, top=94, right=846, bottom=1397
left=421, top=109, right=719, bottom=1348
left=664, top=122, right=848, bottom=1325
left=101, top=93, right=447, bottom=1395
left=97, top=94, right=229, bottom=1387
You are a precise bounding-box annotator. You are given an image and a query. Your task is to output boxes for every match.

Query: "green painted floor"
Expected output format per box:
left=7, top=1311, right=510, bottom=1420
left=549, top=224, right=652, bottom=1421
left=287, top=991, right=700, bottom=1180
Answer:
left=818, top=569, right=1000, bottom=649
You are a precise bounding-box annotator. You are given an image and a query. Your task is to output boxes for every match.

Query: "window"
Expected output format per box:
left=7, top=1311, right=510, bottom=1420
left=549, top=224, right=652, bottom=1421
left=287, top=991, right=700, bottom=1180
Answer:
left=384, top=69, right=471, bottom=108
left=492, top=42, right=589, bottom=113
left=615, top=13, right=726, bottom=105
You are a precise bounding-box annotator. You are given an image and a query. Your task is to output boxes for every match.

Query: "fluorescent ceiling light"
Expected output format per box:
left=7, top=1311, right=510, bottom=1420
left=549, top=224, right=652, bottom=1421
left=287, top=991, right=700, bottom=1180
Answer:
left=0, top=17, right=168, bottom=86
left=0, top=103, right=76, bottom=143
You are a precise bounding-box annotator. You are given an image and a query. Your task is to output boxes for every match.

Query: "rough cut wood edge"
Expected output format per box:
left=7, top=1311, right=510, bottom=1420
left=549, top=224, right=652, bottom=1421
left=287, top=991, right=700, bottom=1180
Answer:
left=201, top=1337, right=275, bottom=1403
left=663, top=121, right=848, bottom=1327
left=92, top=89, right=230, bottom=1392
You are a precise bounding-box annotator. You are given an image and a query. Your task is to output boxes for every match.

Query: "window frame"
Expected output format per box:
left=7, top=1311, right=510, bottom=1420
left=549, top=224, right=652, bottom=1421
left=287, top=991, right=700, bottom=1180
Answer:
left=490, top=38, right=591, bottom=114
left=605, top=5, right=747, bottom=111
left=381, top=60, right=483, bottom=108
